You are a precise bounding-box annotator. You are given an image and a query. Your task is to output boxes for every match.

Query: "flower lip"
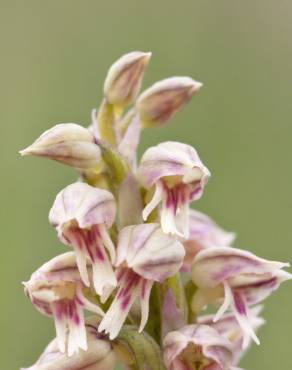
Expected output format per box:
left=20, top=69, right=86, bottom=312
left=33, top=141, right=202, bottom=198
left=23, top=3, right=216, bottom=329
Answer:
left=98, top=223, right=185, bottom=340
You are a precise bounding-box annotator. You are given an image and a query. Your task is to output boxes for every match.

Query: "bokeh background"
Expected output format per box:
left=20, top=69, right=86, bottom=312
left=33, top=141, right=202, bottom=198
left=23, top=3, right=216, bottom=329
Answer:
left=1, top=1, right=292, bottom=369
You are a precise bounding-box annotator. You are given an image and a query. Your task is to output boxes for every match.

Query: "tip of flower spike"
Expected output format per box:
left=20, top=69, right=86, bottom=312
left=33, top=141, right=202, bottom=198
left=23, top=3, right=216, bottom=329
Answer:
left=19, top=147, right=32, bottom=156
left=191, top=80, right=203, bottom=92
left=142, top=51, right=152, bottom=61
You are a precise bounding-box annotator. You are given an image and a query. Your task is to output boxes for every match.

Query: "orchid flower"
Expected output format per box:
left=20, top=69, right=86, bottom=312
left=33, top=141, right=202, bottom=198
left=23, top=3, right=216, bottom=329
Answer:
left=136, top=77, right=203, bottom=128
left=20, top=123, right=101, bottom=171
left=163, top=324, right=233, bottom=370
left=191, top=247, right=291, bottom=346
left=139, top=141, right=210, bottom=238
left=98, top=223, right=185, bottom=339
left=22, top=317, right=116, bottom=370
left=49, top=182, right=117, bottom=301
left=24, top=253, right=104, bottom=356
left=182, top=209, right=235, bottom=272
left=104, top=51, right=151, bottom=108
left=198, top=306, right=265, bottom=367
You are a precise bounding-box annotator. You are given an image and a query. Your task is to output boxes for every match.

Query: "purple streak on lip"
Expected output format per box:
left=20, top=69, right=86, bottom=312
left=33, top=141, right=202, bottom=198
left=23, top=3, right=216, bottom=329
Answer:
left=233, top=291, right=247, bottom=316
left=121, top=295, right=131, bottom=310
left=95, top=244, right=105, bottom=261
left=117, top=271, right=140, bottom=299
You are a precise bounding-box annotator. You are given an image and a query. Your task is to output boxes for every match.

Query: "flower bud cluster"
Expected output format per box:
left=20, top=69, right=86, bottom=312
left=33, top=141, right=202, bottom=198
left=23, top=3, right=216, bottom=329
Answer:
left=21, top=52, right=291, bottom=370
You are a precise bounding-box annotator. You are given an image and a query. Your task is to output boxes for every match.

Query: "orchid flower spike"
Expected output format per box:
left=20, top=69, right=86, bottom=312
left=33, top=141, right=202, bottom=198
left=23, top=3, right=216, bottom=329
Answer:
left=191, top=247, right=292, bottom=346
left=24, top=253, right=104, bottom=356
left=21, top=317, right=116, bottom=370
left=182, top=210, right=235, bottom=272
left=163, top=324, right=233, bottom=370
left=136, top=77, right=203, bottom=128
left=20, top=123, right=101, bottom=170
left=198, top=306, right=265, bottom=367
left=138, top=141, right=210, bottom=238
left=98, top=223, right=185, bottom=339
left=104, top=51, right=151, bottom=108
left=49, top=182, right=117, bottom=301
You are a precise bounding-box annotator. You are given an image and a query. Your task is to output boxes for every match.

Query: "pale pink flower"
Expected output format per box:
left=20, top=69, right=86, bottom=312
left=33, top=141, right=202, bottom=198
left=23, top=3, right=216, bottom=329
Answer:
left=138, top=141, right=210, bottom=238
left=20, top=123, right=101, bottom=170
left=21, top=317, right=116, bottom=370
left=198, top=306, right=265, bottom=366
left=182, top=210, right=235, bottom=271
left=136, top=77, right=202, bottom=127
left=192, top=247, right=291, bottom=346
left=104, top=51, right=151, bottom=107
left=98, top=223, right=185, bottom=339
left=24, top=253, right=104, bottom=356
left=49, top=182, right=117, bottom=300
left=163, top=324, right=233, bottom=370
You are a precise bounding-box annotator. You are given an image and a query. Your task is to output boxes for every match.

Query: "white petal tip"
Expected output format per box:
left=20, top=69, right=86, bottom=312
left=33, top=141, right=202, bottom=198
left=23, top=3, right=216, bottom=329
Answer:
left=142, top=210, right=149, bottom=221
left=143, top=51, right=152, bottom=60
left=19, top=148, right=30, bottom=156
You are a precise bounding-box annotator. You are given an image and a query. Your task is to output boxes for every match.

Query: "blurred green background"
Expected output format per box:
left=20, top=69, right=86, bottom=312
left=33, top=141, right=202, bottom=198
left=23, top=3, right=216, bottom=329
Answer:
left=1, top=0, right=292, bottom=368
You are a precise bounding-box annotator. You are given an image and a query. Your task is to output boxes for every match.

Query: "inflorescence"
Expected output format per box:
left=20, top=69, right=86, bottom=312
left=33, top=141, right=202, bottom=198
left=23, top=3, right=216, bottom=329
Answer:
left=20, top=51, right=291, bottom=370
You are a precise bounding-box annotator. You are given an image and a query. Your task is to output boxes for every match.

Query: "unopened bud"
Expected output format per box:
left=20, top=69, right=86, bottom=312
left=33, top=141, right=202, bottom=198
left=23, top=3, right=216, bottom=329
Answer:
left=104, top=51, right=151, bottom=107
left=20, top=123, right=101, bottom=170
left=136, top=77, right=202, bottom=127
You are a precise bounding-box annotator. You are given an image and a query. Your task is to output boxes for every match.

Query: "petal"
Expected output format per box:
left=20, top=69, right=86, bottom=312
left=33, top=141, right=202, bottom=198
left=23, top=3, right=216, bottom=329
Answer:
left=67, top=302, right=87, bottom=356
left=137, top=77, right=202, bottom=127
left=230, top=290, right=260, bottom=347
left=139, top=279, right=154, bottom=332
left=90, top=245, right=117, bottom=298
left=20, top=123, right=101, bottom=169
left=74, top=246, right=90, bottom=287
left=163, top=325, right=232, bottom=370
left=99, top=224, right=116, bottom=264
left=51, top=302, right=67, bottom=354
left=138, top=141, right=207, bottom=188
left=98, top=270, right=142, bottom=339
left=192, top=247, right=290, bottom=289
left=118, top=224, right=185, bottom=282
left=142, top=182, right=163, bottom=221
left=213, top=282, right=233, bottom=322
left=76, top=286, right=105, bottom=317
left=231, top=270, right=292, bottom=305
left=49, top=182, right=116, bottom=230
left=104, top=51, right=151, bottom=106
left=160, top=197, right=184, bottom=237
